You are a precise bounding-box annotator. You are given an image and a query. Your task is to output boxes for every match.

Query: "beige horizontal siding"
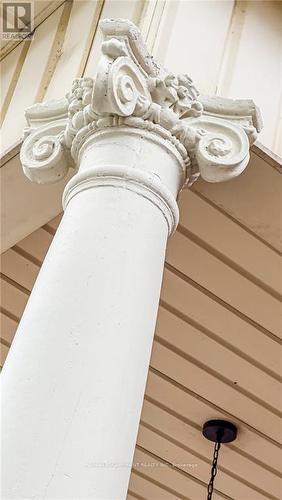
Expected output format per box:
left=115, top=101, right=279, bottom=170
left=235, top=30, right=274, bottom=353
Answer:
left=130, top=447, right=224, bottom=500
left=166, top=231, right=281, bottom=337
left=161, top=268, right=281, bottom=377
left=1, top=202, right=281, bottom=499
left=178, top=190, right=282, bottom=297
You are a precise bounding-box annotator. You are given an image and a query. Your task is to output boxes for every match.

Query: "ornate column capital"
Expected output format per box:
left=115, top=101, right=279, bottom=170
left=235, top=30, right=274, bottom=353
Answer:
left=20, top=18, right=262, bottom=187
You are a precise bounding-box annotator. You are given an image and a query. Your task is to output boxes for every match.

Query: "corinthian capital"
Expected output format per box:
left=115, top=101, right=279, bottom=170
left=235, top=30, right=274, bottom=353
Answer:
left=20, top=18, right=262, bottom=186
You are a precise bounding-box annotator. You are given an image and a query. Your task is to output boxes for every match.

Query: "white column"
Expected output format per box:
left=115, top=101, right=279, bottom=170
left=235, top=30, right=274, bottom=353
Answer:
left=1, top=18, right=261, bottom=500
left=1, top=128, right=182, bottom=499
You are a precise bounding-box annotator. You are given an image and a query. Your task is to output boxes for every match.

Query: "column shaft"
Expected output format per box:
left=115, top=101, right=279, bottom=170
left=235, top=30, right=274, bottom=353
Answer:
left=2, top=154, right=175, bottom=499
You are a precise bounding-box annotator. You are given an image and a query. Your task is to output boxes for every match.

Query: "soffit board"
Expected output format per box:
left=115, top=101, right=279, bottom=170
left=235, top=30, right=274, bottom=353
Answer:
left=0, top=1, right=66, bottom=60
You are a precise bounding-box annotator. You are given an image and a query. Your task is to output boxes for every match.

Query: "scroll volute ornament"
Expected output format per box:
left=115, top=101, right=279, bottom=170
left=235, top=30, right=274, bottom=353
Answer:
left=20, top=18, right=262, bottom=185
left=93, top=37, right=151, bottom=117
left=20, top=99, right=71, bottom=184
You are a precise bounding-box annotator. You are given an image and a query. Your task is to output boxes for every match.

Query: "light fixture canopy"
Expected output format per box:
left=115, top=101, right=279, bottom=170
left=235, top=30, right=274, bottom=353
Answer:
left=203, top=419, right=238, bottom=443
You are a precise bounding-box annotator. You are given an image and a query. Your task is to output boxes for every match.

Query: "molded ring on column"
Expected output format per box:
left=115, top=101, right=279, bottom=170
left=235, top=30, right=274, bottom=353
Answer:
left=63, top=165, right=179, bottom=236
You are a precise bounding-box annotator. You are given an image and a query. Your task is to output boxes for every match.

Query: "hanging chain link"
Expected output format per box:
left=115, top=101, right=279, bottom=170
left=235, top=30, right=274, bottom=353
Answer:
left=207, top=440, right=221, bottom=500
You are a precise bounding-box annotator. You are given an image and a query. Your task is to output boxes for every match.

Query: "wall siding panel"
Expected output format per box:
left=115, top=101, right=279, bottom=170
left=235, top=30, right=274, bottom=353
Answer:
left=178, top=190, right=282, bottom=296
left=0, top=277, right=29, bottom=319
left=1, top=207, right=281, bottom=498
left=152, top=0, right=234, bottom=95
left=44, top=0, right=104, bottom=101
left=194, top=153, right=282, bottom=253
left=0, top=1, right=66, bottom=60
left=1, top=6, right=64, bottom=153
left=130, top=448, right=225, bottom=500
left=166, top=231, right=281, bottom=337
left=0, top=42, right=29, bottom=125
left=137, top=423, right=273, bottom=499
left=161, top=269, right=282, bottom=377
left=144, top=370, right=282, bottom=472
left=217, top=0, right=282, bottom=152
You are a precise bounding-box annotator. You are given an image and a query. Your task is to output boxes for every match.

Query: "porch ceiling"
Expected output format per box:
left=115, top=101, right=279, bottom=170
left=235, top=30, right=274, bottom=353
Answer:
left=1, top=144, right=281, bottom=499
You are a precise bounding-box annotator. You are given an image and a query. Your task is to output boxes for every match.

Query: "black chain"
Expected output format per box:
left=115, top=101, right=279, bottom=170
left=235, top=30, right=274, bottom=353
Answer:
left=207, top=440, right=221, bottom=500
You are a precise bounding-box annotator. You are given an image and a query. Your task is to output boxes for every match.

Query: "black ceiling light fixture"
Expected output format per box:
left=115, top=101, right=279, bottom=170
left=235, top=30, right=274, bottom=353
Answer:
left=202, top=419, right=238, bottom=499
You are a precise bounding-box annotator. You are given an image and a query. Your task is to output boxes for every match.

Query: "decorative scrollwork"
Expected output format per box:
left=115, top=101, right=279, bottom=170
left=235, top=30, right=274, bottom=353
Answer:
left=20, top=18, right=261, bottom=186
left=20, top=121, right=70, bottom=184
left=111, top=61, right=145, bottom=115
left=206, top=138, right=232, bottom=157
left=32, top=137, right=56, bottom=160
left=93, top=55, right=151, bottom=117
left=189, top=117, right=250, bottom=182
